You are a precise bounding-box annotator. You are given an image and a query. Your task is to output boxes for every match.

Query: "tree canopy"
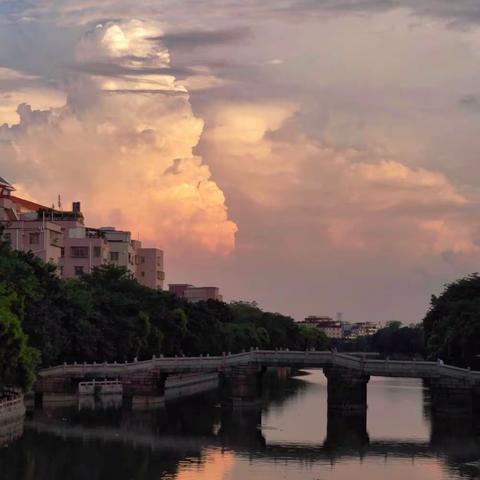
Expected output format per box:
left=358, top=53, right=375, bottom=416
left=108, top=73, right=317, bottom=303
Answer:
left=423, top=273, right=480, bottom=367
left=0, top=237, right=330, bottom=389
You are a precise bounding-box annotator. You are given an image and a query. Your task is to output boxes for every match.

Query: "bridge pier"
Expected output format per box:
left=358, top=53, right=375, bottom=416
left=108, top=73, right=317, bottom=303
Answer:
left=429, top=408, right=480, bottom=452
left=323, top=366, right=370, bottom=413
left=324, top=408, right=369, bottom=452
left=428, top=376, right=474, bottom=414
left=220, top=365, right=267, bottom=407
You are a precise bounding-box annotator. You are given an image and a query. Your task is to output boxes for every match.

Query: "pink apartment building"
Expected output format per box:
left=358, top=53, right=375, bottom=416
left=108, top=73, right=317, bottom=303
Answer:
left=136, top=248, right=165, bottom=289
left=59, top=226, right=110, bottom=277
left=0, top=177, right=165, bottom=289
left=0, top=178, right=64, bottom=264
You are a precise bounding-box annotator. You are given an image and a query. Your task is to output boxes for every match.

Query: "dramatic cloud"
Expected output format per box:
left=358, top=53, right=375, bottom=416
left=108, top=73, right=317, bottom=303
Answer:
left=0, top=21, right=237, bottom=254
left=200, top=101, right=480, bottom=258
left=8, top=0, right=480, bottom=30
left=152, top=27, right=252, bottom=50
left=0, top=67, right=66, bottom=125
left=3, top=0, right=480, bottom=324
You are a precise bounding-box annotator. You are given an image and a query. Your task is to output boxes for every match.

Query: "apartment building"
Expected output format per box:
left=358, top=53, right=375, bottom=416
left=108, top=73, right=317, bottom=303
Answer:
left=99, top=227, right=137, bottom=276
left=136, top=247, right=165, bottom=290
left=0, top=179, right=64, bottom=264
left=0, top=176, right=165, bottom=289
left=59, top=226, right=110, bottom=277
left=299, top=316, right=343, bottom=339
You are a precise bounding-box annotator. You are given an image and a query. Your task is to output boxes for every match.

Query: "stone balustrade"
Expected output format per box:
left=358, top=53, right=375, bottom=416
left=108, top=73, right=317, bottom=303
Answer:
left=0, top=390, right=25, bottom=424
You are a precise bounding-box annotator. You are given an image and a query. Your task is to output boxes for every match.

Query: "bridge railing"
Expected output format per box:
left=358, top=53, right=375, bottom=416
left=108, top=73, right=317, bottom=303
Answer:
left=39, top=351, right=255, bottom=377
left=0, top=390, right=25, bottom=422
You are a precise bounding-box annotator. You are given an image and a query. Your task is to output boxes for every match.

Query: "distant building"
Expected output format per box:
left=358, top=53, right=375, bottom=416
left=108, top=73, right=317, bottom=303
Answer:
left=299, top=314, right=378, bottom=340
left=136, top=247, right=165, bottom=290
left=342, top=321, right=379, bottom=339
left=0, top=176, right=165, bottom=289
left=168, top=284, right=193, bottom=297
left=185, top=286, right=222, bottom=303
left=299, top=316, right=343, bottom=339
left=318, top=321, right=343, bottom=339
left=169, top=284, right=223, bottom=302
left=352, top=322, right=379, bottom=337
left=340, top=321, right=354, bottom=337
left=302, top=315, right=333, bottom=326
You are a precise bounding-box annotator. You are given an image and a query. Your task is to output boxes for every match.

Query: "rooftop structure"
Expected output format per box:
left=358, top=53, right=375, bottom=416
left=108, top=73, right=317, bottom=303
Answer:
left=0, top=177, right=14, bottom=196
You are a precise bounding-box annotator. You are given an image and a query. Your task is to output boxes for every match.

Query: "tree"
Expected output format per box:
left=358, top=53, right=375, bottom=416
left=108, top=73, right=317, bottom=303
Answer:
left=0, top=286, right=39, bottom=390
left=423, top=274, right=480, bottom=367
left=297, top=324, right=329, bottom=350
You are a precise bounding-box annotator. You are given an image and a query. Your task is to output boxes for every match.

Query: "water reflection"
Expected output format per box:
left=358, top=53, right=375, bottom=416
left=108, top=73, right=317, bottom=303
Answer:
left=0, top=371, right=478, bottom=480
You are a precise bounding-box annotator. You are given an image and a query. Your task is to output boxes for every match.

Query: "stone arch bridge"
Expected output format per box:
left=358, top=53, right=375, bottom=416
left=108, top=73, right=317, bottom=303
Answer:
left=36, top=350, right=480, bottom=412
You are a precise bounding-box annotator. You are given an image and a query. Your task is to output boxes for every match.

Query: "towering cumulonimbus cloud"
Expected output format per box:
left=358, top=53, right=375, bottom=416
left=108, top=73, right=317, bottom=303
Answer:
left=200, top=101, right=480, bottom=260
left=0, top=20, right=237, bottom=254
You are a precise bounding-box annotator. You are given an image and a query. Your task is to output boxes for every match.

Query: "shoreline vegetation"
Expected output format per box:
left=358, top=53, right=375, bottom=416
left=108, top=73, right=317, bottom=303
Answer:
left=0, top=232, right=478, bottom=392
left=0, top=234, right=328, bottom=391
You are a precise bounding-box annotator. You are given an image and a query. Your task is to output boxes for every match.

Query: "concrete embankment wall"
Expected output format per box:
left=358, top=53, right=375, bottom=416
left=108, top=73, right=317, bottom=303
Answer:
left=164, top=373, right=219, bottom=400
left=39, top=372, right=220, bottom=407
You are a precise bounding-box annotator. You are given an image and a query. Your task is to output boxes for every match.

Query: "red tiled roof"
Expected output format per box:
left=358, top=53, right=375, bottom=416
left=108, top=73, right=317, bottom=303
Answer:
left=7, top=195, right=58, bottom=212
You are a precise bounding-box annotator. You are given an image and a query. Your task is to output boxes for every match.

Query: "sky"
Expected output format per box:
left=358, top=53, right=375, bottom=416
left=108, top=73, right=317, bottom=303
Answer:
left=2, top=0, right=480, bottom=324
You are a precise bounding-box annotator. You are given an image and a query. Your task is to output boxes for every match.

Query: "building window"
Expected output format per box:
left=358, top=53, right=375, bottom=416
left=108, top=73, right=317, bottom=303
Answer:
left=50, top=234, right=60, bottom=246
left=93, top=246, right=101, bottom=258
left=29, top=232, right=40, bottom=245
left=60, top=247, right=65, bottom=258
left=70, top=246, right=89, bottom=258
left=157, top=271, right=164, bottom=280
left=141, top=271, right=145, bottom=277
left=74, top=266, right=84, bottom=276
left=157, top=257, right=162, bottom=266
left=59, top=266, right=64, bottom=276
left=140, top=256, right=145, bottom=264
left=110, top=251, right=119, bottom=261
left=3, top=232, right=11, bottom=244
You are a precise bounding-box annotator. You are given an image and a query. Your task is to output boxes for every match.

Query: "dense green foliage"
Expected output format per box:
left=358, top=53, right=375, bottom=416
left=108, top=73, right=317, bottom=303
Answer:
left=333, top=321, right=424, bottom=359
left=423, top=274, right=480, bottom=367
left=0, top=240, right=40, bottom=389
left=0, top=237, right=329, bottom=389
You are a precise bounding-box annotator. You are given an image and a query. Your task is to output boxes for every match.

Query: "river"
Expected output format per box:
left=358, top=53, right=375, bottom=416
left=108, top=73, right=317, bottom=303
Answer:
left=0, top=370, right=479, bottom=479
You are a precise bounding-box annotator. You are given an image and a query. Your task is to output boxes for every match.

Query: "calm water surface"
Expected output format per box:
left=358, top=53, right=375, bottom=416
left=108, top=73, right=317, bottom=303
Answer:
left=1, top=371, right=479, bottom=480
